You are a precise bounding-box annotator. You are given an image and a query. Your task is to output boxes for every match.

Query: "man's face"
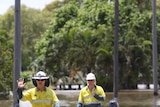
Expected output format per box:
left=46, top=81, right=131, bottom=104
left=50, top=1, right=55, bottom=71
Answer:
left=87, top=79, right=95, bottom=87
left=36, top=79, right=46, bottom=86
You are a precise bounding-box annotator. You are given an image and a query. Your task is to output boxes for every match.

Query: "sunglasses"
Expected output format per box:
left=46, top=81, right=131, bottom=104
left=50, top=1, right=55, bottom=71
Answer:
left=36, top=79, right=45, bottom=81
left=88, top=80, right=94, bottom=81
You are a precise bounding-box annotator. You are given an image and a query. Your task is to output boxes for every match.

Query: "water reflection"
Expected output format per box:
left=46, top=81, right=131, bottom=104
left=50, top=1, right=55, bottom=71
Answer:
left=0, top=90, right=160, bottom=107
left=56, top=90, right=158, bottom=107
left=56, top=90, right=79, bottom=107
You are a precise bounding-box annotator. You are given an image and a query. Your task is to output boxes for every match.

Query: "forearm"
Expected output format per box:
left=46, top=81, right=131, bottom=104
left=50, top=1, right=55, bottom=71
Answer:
left=17, top=88, right=23, bottom=99
left=94, top=94, right=105, bottom=101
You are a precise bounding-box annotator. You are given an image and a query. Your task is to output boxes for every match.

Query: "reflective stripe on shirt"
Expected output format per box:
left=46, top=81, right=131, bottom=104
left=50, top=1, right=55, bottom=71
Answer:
left=31, top=99, right=52, bottom=104
left=84, top=95, right=94, bottom=99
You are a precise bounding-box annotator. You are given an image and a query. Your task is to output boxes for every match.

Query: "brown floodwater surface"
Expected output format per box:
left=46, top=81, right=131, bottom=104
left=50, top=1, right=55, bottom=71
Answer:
left=0, top=90, right=159, bottom=107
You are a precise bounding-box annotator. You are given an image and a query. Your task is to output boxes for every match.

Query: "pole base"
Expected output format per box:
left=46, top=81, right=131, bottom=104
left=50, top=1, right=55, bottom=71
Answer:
left=108, top=98, right=119, bottom=107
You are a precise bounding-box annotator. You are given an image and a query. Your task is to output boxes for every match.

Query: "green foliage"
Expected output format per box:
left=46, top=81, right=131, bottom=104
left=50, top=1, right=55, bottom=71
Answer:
left=34, top=0, right=156, bottom=90
left=1, top=0, right=160, bottom=92
left=20, top=5, right=50, bottom=70
left=0, top=30, right=13, bottom=93
left=20, top=71, right=34, bottom=89
left=37, top=2, right=114, bottom=85
left=118, top=1, right=153, bottom=88
left=0, top=4, right=54, bottom=93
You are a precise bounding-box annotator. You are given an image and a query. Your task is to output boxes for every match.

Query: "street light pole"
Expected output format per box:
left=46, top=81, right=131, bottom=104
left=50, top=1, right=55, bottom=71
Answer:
left=152, top=0, right=158, bottom=97
left=13, top=0, right=21, bottom=107
left=113, top=0, right=119, bottom=99
left=109, top=0, right=119, bottom=107
left=152, top=0, right=158, bottom=106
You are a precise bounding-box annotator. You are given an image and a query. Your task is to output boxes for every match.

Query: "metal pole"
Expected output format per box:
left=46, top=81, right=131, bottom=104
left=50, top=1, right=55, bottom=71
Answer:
left=113, top=0, right=119, bottom=98
left=13, top=0, right=21, bottom=107
left=152, top=0, right=158, bottom=96
left=109, top=0, right=119, bottom=106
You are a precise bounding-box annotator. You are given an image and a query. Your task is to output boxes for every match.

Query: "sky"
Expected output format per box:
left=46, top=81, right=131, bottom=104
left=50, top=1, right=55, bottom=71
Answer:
left=0, top=0, right=54, bottom=15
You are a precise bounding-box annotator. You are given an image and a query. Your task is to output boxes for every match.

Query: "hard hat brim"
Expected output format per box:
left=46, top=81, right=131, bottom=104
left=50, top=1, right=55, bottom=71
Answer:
left=32, top=76, right=49, bottom=80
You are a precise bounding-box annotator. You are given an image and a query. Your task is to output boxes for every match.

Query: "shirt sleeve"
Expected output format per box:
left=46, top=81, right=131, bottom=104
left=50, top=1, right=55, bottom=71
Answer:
left=94, top=86, right=105, bottom=101
left=54, top=101, right=60, bottom=107
left=77, top=102, right=83, bottom=107
left=94, top=93, right=105, bottom=101
left=77, top=89, right=84, bottom=107
left=17, top=88, right=23, bottom=99
left=51, top=90, right=59, bottom=104
left=21, top=89, right=33, bottom=101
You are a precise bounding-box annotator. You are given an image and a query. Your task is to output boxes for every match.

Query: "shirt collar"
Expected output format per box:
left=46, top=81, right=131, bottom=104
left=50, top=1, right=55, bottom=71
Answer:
left=36, top=87, right=46, bottom=91
left=86, top=85, right=97, bottom=90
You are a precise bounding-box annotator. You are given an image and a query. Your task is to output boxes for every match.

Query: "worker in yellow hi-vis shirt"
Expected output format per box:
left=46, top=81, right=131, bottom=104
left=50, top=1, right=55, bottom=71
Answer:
left=17, top=71, right=60, bottom=107
left=77, top=73, right=106, bottom=107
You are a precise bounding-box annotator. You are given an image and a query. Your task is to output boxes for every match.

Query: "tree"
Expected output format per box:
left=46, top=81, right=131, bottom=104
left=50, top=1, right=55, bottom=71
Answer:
left=35, top=0, right=115, bottom=89
left=118, top=1, right=152, bottom=89
left=0, top=30, right=13, bottom=96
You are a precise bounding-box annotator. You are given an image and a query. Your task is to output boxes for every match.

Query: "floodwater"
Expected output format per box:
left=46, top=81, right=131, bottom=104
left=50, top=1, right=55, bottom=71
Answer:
left=0, top=90, right=160, bottom=107
left=56, top=90, right=159, bottom=107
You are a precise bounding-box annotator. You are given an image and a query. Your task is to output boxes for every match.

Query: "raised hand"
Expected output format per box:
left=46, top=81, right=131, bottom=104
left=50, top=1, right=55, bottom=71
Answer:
left=17, top=78, right=25, bottom=88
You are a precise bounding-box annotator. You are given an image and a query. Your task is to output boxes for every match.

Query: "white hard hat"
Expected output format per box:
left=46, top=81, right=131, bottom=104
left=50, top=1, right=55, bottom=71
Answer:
left=32, top=71, right=49, bottom=80
left=86, top=73, right=96, bottom=80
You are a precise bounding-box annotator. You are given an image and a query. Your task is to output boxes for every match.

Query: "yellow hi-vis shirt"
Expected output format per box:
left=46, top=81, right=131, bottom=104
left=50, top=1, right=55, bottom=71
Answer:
left=77, top=85, right=105, bottom=106
left=21, top=87, right=59, bottom=107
